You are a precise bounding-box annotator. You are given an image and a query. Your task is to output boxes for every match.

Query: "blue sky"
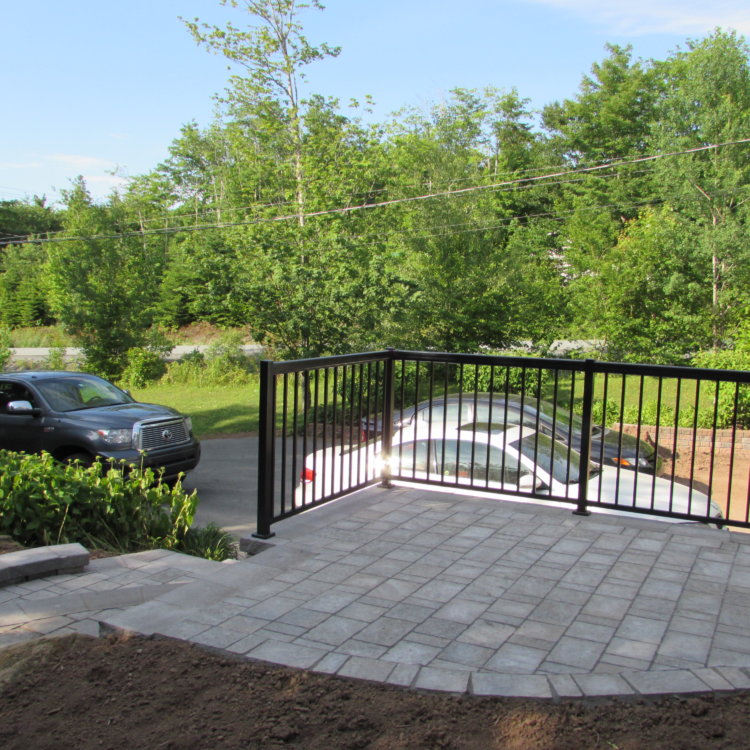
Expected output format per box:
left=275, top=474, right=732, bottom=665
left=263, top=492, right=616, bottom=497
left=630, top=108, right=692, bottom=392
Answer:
left=3, top=0, right=750, bottom=205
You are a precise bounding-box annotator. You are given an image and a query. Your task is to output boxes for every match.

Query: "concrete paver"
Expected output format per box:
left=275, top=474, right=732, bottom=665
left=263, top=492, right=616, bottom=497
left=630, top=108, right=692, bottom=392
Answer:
left=3, top=485, right=750, bottom=698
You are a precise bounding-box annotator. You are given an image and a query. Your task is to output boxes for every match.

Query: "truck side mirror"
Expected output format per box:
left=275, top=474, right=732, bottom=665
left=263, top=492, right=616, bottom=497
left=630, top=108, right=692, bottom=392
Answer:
left=7, top=400, right=39, bottom=415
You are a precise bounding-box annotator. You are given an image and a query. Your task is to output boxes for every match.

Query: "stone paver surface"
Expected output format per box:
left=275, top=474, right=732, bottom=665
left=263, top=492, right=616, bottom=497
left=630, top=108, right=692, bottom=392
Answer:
left=4, top=486, right=750, bottom=699
left=0, top=549, right=230, bottom=649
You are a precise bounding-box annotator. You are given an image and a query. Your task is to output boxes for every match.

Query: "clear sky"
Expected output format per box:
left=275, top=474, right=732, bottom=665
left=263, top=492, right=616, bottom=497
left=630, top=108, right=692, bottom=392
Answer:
left=3, top=0, right=750, bottom=205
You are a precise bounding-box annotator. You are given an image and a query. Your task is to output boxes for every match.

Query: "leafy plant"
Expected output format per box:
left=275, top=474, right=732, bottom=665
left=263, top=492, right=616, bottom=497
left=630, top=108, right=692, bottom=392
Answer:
left=42, top=346, right=68, bottom=371
left=120, top=347, right=168, bottom=388
left=692, top=348, right=750, bottom=429
left=0, top=450, right=198, bottom=552
left=457, top=352, right=552, bottom=399
left=178, top=522, right=237, bottom=561
left=161, top=332, right=256, bottom=386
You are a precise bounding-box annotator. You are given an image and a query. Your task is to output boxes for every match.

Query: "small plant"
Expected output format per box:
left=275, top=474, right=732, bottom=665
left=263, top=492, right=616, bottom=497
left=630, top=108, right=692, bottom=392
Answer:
left=178, top=522, right=237, bottom=561
left=118, top=330, right=174, bottom=388
left=693, top=348, right=750, bottom=430
left=42, top=346, right=67, bottom=371
left=120, top=346, right=168, bottom=388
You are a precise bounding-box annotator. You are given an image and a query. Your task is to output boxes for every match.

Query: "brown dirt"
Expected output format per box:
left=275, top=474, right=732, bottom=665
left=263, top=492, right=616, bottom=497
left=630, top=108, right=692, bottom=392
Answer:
left=0, top=633, right=748, bottom=750
left=0, top=536, right=25, bottom=555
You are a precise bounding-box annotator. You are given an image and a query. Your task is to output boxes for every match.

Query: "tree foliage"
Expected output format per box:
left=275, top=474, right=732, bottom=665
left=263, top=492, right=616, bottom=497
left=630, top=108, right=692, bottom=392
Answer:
left=45, top=179, right=164, bottom=378
left=5, top=17, right=750, bottom=372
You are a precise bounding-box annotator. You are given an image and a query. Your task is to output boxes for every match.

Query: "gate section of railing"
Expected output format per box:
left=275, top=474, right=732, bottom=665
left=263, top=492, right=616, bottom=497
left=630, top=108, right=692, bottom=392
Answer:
left=256, top=349, right=750, bottom=536
left=255, top=351, right=392, bottom=538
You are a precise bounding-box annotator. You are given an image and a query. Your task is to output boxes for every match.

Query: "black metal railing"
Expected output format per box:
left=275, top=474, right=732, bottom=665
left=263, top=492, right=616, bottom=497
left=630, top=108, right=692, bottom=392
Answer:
left=255, top=350, right=750, bottom=537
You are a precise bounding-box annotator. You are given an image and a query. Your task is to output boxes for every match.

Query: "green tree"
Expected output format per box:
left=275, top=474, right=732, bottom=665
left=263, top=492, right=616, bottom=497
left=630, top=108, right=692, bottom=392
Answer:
left=183, top=0, right=340, bottom=223
left=0, top=198, right=63, bottom=327
left=46, top=179, right=163, bottom=378
left=0, top=242, right=53, bottom=327
left=652, top=30, right=750, bottom=345
left=543, top=44, right=661, bottom=165
left=597, top=207, right=712, bottom=363
left=0, top=197, right=62, bottom=247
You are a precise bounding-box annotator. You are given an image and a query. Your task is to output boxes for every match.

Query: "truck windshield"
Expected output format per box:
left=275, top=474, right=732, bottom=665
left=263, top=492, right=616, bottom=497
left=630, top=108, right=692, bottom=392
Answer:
left=35, top=377, right=133, bottom=412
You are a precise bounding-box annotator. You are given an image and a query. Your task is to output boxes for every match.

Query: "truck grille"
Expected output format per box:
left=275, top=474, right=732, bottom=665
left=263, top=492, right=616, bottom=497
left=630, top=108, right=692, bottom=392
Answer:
left=137, top=418, right=190, bottom=451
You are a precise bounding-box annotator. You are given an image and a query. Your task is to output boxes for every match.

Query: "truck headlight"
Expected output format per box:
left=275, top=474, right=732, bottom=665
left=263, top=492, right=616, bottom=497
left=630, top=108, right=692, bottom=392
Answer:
left=96, top=428, right=133, bottom=448
left=185, top=417, right=193, bottom=435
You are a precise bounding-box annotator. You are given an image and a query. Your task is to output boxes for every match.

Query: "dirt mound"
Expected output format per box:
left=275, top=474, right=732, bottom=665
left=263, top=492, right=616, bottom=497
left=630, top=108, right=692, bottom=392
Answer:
left=0, top=633, right=747, bottom=749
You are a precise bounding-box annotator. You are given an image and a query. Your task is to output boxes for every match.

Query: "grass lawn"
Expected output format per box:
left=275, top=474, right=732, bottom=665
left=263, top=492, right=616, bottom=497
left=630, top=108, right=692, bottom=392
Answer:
left=132, top=383, right=260, bottom=439
left=555, top=371, right=722, bottom=411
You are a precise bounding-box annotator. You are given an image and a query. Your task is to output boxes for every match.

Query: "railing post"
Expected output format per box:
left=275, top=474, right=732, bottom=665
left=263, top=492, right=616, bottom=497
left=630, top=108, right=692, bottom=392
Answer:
left=379, top=349, right=395, bottom=488
left=254, top=359, right=277, bottom=539
left=574, top=359, right=595, bottom=517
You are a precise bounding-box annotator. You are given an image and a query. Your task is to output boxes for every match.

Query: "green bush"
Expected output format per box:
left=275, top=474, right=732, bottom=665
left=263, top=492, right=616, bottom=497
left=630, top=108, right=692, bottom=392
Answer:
left=42, top=346, right=68, bottom=371
left=0, top=450, right=198, bottom=552
left=120, top=346, right=168, bottom=388
left=178, top=522, right=237, bottom=561
left=161, top=332, right=255, bottom=386
left=457, top=352, right=552, bottom=398
left=118, top=330, right=174, bottom=388
left=693, top=349, right=750, bottom=429
left=586, top=398, right=722, bottom=430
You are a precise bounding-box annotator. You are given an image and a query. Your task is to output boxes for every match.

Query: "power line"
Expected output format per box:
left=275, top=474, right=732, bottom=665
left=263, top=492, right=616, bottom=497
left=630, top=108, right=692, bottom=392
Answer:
left=3, top=138, right=749, bottom=248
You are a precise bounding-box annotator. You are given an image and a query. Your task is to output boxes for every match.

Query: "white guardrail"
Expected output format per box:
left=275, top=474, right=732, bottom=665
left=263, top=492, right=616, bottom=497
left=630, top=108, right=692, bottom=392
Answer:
left=9, top=344, right=263, bottom=363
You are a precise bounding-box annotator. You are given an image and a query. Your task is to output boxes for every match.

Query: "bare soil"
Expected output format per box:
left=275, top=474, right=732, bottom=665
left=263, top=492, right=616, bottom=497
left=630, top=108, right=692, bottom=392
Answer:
left=0, top=536, right=25, bottom=555
left=0, top=633, right=748, bottom=750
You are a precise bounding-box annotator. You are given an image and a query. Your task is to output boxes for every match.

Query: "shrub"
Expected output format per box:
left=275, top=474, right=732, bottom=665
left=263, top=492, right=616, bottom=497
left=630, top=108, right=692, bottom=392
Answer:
left=457, top=351, right=552, bottom=398
left=120, top=346, right=168, bottom=388
left=42, top=346, right=68, bottom=371
left=118, top=330, right=173, bottom=388
left=584, top=398, right=722, bottom=430
left=178, top=522, right=237, bottom=561
left=161, top=332, right=255, bottom=386
left=0, top=450, right=198, bottom=552
left=693, top=349, right=750, bottom=429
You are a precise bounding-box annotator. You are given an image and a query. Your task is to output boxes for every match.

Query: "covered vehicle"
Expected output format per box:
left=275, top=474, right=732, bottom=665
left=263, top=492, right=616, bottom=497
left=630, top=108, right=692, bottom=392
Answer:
left=0, top=371, right=200, bottom=481
left=361, top=393, right=659, bottom=474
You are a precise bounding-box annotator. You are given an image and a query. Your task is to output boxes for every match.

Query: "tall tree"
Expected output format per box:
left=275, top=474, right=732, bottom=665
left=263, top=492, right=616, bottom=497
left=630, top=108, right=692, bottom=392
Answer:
left=183, top=0, right=340, bottom=224
left=596, top=207, right=712, bottom=363
left=46, top=179, right=163, bottom=378
left=652, top=30, right=750, bottom=345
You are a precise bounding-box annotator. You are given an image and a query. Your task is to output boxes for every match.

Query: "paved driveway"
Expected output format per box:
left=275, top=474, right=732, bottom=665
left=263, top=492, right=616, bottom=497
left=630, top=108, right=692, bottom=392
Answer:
left=183, top=436, right=258, bottom=538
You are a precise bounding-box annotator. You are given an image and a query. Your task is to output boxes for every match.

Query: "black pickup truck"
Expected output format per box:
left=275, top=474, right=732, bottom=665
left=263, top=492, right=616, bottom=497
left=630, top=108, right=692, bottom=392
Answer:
left=0, top=371, right=200, bottom=481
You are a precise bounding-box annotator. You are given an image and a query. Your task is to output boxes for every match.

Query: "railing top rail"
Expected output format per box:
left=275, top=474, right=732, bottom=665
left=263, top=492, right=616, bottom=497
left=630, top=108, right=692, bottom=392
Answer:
left=392, top=349, right=750, bottom=382
left=591, top=358, right=750, bottom=383
left=264, top=348, right=750, bottom=383
left=389, top=349, right=582, bottom=371
left=265, top=350, right=391, bottom=375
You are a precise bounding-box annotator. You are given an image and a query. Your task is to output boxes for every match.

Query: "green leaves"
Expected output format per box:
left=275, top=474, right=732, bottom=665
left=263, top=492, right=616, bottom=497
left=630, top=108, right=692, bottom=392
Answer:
left=0, top=451, right=197, bottom=552
left=45, top=180, right=163, bottom=378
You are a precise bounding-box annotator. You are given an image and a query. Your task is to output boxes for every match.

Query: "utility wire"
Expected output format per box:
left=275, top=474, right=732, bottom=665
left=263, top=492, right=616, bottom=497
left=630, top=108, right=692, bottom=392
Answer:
left=3, top=138, right=749, bottom=247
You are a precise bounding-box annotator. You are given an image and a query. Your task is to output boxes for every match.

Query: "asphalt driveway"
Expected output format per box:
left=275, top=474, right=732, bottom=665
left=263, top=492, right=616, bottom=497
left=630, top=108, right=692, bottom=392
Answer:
left=182, top=436, right=258, bottom=539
